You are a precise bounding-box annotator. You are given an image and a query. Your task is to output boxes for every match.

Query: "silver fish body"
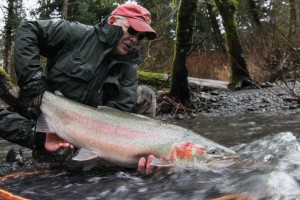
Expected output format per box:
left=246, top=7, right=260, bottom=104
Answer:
left=37, top=91, right=237, bottom=168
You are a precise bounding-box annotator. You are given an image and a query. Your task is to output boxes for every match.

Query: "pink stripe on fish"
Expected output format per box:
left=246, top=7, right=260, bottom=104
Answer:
left=65, top=110, right=157, bottom=138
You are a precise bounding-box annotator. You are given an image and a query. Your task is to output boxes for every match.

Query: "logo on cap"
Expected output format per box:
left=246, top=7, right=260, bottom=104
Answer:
left=143, top=14, right=151, bottom=24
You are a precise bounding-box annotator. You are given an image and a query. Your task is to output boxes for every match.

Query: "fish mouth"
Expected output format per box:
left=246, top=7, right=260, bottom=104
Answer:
left=205, top=154, right=240, bottom=168
left=206, top=154, right=240, bottom=162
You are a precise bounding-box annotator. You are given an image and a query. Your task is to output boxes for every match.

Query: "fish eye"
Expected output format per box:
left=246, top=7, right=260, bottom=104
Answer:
left=208, top=148, right=217, bottom=154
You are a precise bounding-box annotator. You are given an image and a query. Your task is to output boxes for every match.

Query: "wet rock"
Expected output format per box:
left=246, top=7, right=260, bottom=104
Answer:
left=247, top=107, right=256, bottom=112
left=190, top=83, right=300, bottom=117
left=262, top=97, right=271, bottom=103
left=260, top=82, right=273, bottom=88
left=210, top=91, right=220, bottom=96
left=289, top=104, right=298, bottom=109
left=176, top=114, right=187, bottom=120
left=6, top=148, right=25, bottom=166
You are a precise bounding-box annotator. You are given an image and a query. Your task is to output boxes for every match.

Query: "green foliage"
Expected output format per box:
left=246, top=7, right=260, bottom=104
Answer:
left=232, top=0, right=238, bottom=7
left=67, top=0, right=117, bottom=24
left=171, top=0, right=181, bottom=8
left=31, top=0, right=117, bottom=22
left=2, top=0, right=24, bottom=71
left=194, top=1, right=218, bottom=50
left=137, top=0, right=177, bottom=72
left=34, top=0, right=62, bottom=19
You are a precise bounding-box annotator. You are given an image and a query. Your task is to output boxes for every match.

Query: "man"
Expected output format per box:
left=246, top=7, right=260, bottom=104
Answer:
left=0, top=3, right=157, bottom=174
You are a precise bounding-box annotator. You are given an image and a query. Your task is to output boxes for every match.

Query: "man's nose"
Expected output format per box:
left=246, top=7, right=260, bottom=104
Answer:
left=130, top=35, right=140, bottom=43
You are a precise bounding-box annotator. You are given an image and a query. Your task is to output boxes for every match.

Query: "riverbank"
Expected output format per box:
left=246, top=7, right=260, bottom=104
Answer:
left=156, top=81, right=300, bottom=119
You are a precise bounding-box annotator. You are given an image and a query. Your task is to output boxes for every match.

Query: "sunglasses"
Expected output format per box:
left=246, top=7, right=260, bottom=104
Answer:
left=120, top=20, right=146, bottom=41
left=127, top=27, right=146, bottom=41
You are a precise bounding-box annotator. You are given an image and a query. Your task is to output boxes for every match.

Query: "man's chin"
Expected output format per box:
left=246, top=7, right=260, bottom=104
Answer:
left=114, top=48, right=129, bottom=56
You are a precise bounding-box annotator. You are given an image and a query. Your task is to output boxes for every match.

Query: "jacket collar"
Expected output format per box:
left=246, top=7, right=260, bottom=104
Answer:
left=95, top=21, right=122, bottom=45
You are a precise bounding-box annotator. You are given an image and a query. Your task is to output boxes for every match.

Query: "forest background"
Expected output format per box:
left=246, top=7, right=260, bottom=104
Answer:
left=0, top=0, right=300, bottom=103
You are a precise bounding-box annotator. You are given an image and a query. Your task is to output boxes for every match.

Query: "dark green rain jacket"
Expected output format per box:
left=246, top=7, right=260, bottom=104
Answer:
left=0, top=19, right=143, bottom=151
left=14, top=19, right=143, bottom=112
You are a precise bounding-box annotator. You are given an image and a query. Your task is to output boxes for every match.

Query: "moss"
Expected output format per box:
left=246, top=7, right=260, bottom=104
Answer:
left=0, top=67, right=14, bottom=89
left=138, top=71, right=165, bottom=80
left=137, top=71, right=170, bottom=87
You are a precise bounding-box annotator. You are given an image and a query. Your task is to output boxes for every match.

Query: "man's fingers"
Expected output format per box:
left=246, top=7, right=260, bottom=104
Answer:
left=138, top=155, right=159, bottom=174
left=59, top=142, right=74, bottom=149
left=145, top=155, right=155, bottom=174
left=138, top=157, right=147, bottom=173
left=63, top=142, right=74, bottom=149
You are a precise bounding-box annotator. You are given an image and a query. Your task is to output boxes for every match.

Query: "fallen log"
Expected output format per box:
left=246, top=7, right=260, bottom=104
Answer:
left=137, top=71, right=170, bottom=87
left=137, top=71, right=229, bottom=90
left=188, top=77, right=229, bottom=90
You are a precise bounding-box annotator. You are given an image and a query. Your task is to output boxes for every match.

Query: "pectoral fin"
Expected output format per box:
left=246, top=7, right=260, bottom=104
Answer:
left=72, top=148, right=99, bottom=161
left=36, top=114, right=53, bottom=133
left=150, top=156, right=173, bottom=167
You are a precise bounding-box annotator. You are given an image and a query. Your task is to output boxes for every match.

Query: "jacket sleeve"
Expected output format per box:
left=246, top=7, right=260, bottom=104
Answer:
left=103, top=65, right=138, bottom=112
left=14, top=19, right=72, bottom=86
left=0, top=105, right=46, bottom=150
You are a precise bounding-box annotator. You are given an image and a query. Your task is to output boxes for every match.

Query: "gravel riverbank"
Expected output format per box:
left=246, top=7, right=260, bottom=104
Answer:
left=157, top=81, right=300, bottom=119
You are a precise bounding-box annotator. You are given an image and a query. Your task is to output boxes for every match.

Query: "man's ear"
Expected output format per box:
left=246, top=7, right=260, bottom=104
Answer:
left=108, top=16, right=117, bottom=25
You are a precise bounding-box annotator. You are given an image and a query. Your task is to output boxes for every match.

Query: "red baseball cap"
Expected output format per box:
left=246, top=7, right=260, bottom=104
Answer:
left=110, top=3, right=157, bottom=40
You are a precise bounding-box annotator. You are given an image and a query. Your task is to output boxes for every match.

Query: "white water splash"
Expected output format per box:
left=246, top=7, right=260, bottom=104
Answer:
left=229, top=132, right=300, bottom=199
left=267, top=171, right=300, bottom=199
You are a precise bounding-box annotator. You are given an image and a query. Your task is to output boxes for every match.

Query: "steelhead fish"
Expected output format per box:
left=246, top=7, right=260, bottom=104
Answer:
left=36, top=91, right=237, bottom=168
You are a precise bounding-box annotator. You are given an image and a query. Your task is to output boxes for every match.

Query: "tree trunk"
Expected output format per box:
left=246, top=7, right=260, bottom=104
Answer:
left=288, top=0, right=297, bottom=41
left=214, top=0, right=251, bottom=88
left=247, top=0, right=261, bottom=27
left=205, top=0, right=227, bottom=54
left=169, top=0, right=198, bottom=102
left=61, top=0, right=68, bottom=20
left=3, top=0, right=14, bottom=75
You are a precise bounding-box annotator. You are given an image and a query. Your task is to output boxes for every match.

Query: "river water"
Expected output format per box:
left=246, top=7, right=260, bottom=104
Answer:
left=0, top=112, right=300, bottom=200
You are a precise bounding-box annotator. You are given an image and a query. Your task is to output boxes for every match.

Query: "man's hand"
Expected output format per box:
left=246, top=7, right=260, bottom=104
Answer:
left=45, top=133, right=74, bottom=152
left=138, top=155, right=157, bottom=174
